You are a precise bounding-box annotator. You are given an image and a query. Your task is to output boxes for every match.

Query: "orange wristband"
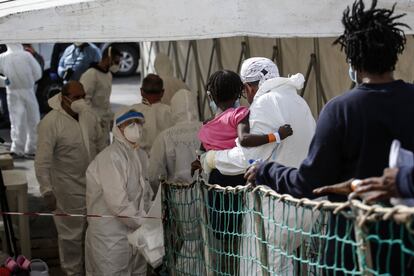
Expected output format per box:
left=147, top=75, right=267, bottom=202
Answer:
left=268, top=133, right=276, bottom=143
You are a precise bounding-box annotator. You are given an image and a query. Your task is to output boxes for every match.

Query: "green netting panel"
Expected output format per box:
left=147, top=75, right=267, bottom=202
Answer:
left=357, top=216, right=414, bottom=275
left=162, top=179, right=414, bottom=276
left=162, top=182, right=204, bottom=275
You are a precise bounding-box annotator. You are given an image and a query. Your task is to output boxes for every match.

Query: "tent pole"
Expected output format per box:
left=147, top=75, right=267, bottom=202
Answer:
left=244, top=36, right=251, bottom=58
left=167, top=41, right=172, bottom=57
left=183, top=41, right=192, bottom=82
left=300, top=54, right=315, bottom=98
left=145, top=41, right=154, bottom=73
left=313, top=38, right=328, bottom=115
left=172, top=41, right=184, bottom=80
left=313, top=38, right=323, bottom=115
left=191, top=41, right=207, bottom=121
left=236, top=41, right=247, bottom=73
left=215, top=38, right=224, bottom=70
left=276, top=38, right=283, bottom=76
left=206, top=41, right=216, bottom=81
left=155, top=41, right=160, bottom=54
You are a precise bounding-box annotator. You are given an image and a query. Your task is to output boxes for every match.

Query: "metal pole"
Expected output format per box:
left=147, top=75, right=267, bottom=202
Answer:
left=215, top=38, right=224, bottom=70
left=244, top=36, right=251, bottom=58
left=172, top=41, right=184, bottom=80
left=206, top=41, right=216, bottom=81
left=191, top=41, right=207, bottom=121
left=167, top=41, right=172, bottom=57
left=145, top=42, right=154, bottom=73
left=183, top=41, right=192, bottom=82
left=300, top=54, right=315, bottom=98
left=276, top=38, right=283, bottom=76
left=236, top=42, right=247, bottom=73
left=313, top=38, right=323, bottom=115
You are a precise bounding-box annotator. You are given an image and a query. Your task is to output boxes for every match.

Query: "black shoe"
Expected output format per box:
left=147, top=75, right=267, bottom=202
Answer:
left=0, top=120, right=10, bottom=129
left=24, top=153, right=35, bottom=160
left=10, top=152, right=25, bottom=159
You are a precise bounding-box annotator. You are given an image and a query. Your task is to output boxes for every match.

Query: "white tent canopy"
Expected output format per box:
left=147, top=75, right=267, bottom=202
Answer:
left=0, top=0, right=414, bottom=43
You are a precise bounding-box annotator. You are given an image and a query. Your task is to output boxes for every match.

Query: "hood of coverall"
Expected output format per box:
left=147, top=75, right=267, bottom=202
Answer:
left=154, top=53, right=174, bottom=77
left=6, top=44, right=24, bottom=53
left=48, top=93, right=70, bottom=115
left=112, top=107, right=146, bottom=149
left=170, top=89, right=199, bottom=124
left=254, top=73, right=305, bottom=100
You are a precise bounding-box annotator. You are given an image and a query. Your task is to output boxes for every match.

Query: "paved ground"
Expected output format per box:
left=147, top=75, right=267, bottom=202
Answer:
left=0, top=74, right=141, bottom=275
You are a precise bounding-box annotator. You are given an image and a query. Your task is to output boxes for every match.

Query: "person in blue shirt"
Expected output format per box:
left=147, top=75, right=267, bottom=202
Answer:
left=58, top=43, right=101, bottom=81
left=245, top=0, right=414, bottom=274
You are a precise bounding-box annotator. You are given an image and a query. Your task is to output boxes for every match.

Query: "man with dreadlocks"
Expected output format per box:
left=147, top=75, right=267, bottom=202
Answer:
left=245, top=0, right=414, bottom=274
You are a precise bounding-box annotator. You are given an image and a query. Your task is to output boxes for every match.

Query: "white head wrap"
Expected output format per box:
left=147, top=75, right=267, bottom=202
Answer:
left=240, top=57, right=280, bottom=86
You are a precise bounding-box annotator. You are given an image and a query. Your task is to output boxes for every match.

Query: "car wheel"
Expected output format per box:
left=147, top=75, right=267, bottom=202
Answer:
left=115, top=44, right=139, bottom=77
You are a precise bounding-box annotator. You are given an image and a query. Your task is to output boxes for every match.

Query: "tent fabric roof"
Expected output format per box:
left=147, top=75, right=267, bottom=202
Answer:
left=0, top=0, right=413, bottom=42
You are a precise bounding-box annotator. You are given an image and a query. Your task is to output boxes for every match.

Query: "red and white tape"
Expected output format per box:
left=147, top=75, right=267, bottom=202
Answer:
left=0, top=211, right=159, bottom=219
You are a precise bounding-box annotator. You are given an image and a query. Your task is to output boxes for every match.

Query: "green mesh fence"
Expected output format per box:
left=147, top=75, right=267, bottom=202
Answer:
left=162, top=179, right=414, bottom=275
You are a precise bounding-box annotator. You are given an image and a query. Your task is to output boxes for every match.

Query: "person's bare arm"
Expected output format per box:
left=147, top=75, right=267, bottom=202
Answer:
left=237, top=115, right=293, bottom=147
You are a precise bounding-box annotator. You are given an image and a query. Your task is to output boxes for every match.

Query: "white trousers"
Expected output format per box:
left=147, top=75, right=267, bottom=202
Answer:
left=6, top=87, right=40, bottom=155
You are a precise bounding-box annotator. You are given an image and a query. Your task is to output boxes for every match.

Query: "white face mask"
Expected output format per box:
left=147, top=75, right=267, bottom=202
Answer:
left=349, top=65, right=358, bottom=84
left=70, top=99, right=88, bottom=114
left=109, top=64, right=120, bottom=74
left=124, top=123, right=143, bottom=144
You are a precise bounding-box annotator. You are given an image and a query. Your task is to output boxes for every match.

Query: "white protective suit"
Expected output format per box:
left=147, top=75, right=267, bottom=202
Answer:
left=148, top=89, right=202, bottom=273
left=214, top=73, right=316, bottom=174
left=85, top=109, right=153, bottom=276
left=154, top=53, right=190, bottom=105
left=0, top=44, right=42, bottom=155
left=212, top=68, right=316, bottom=274
left=148, top=89, right=201, bottom=191
left=35, top=94, right=105, bottom=276
left=80, top=66, right=113, bottom=145
left=131, top=100, right=173, bottom=154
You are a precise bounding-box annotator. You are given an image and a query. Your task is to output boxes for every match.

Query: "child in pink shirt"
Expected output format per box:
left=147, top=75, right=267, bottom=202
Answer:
left=198, top=70, right=292, bottom=152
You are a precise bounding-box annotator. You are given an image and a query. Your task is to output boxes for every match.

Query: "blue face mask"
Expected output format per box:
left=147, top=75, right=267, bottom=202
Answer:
left=349, top=65, right=357, bottom=84
left=209, top=100, right=218, bottom=114
left=233, top=99, right=240, bottom=108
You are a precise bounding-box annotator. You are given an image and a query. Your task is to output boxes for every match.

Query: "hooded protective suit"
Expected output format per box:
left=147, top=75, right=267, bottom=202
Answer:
left=35, top=94, right=105, bottom=276
left=154, top=53, right=190, bottom=105
left=80, top=65, right=113, bottom=145
left=148, top=89, right=201, bottom=191
left=85, top=108, right=153, bottom=276
left=0, top=44, right=42, bottom=155
left=131, top=100, right=173, bottom=154
left=148, top=89, right=202, bottom=273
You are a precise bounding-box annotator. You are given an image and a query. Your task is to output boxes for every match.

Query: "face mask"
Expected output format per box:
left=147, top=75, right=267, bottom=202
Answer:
left=349, top=65, right=357, bottom=84
left=109, top=64, right=120, bottom=74
left=124, top=123, right=143, bottom=144
left=209, top=100, right=217, bottom=114
left=233, top=99, right=240, bottom=108
left=70, top=99, right=88, bottom=114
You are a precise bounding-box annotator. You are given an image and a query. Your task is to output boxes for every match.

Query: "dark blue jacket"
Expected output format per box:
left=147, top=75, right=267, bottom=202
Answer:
left=256, top=80, right=414, bottom=202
